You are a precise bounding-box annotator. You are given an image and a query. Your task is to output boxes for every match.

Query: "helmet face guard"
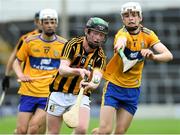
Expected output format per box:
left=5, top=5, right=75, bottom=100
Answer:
left=85, top=17, right=109, bottom=48
left=86, top=17, right=109, bottom=35
left=121, top=2, right=142, bottom=18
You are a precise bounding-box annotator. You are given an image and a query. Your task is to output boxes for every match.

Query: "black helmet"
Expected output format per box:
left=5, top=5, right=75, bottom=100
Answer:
left=86, top=17, right=109, bottom=35
left=34, top=11, right=40, bottom=20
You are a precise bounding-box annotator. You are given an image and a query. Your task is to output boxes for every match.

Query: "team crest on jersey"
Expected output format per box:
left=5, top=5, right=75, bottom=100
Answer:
left=44, top=46, right=50, bottom=53
left=54, top=50, right=59, bottom=57
left=127, top=41, right=131, bottom=46
left=49, top=104, right=55, bottom=112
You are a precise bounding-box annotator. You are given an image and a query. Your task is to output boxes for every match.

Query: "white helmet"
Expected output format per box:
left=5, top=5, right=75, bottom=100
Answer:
left=121, top=2, right=142, bottom=18
left=39, top=8, right=58, bottom=23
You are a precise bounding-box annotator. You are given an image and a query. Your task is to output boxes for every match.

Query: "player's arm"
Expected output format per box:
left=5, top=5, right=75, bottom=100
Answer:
left=5, top=47, right=18, bottom=76
left=1, top=38, right=24, bottom=90
left=80, top=69, right=103, bottom=91
left=113, top=30, right=127, bottom=53
left=59, top=59, right=90, bottom=79
left=59, top=38, right=90, bottom=78
left=80, top=51, right=106, bottom=92
left=114, top=36, right=127, bottom=53
left=5, top=37, right=24, bottom=76
left=12, top=39, right=31, bottom=82
left=13, top=59, right=31, bottom=82
left=141, top=42, right=173, bottom=62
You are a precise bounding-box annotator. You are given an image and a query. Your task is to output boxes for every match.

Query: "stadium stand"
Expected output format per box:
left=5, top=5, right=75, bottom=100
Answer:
left=0, top=8, right=180, bottom=108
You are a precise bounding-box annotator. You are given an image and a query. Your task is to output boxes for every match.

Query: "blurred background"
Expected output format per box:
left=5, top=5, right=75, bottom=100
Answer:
left=0, top=0, right=180, bottom=125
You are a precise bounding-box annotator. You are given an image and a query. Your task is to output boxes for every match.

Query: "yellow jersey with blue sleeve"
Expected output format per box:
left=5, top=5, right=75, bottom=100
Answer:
left=104, top=26, right=160, bottom=88
left=16, top=33, right=67, bottom=97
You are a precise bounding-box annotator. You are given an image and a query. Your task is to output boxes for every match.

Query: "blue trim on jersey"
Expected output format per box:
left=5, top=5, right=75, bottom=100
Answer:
left=18, top=95, right=47, bottom=112
left=29, top=56, right=60, bottom=70
left=124, top=47, right=144, bottom=61
left=104, top=82, right=141, bottom=115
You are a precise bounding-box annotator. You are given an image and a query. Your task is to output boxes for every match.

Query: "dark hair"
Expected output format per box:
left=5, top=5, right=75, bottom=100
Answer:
left=34, top=11, right=40, bottom=19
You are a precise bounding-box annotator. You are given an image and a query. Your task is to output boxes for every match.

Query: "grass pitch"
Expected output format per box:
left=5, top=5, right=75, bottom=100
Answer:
left=0, top=116, right=180, bottom=134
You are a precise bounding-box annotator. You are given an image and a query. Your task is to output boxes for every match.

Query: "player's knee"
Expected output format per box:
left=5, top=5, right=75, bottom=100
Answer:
left=74, top=125, right=87, bottom=134
left=47, top=124, right=59, bottom=134
left=38, top=123, right=46, bottom=134
left=114, top=126, right=127, bottom=134
left=16, top=126, right=27, bottom=134
left=27, top=124, right=39, bottom=134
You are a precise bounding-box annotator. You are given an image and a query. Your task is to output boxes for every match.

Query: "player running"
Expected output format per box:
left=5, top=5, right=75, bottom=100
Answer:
left=92, top=2, right=173, bottom=134
left=13, top=8, right=67, bottom=134
left=46, top=17, right=109, bottom=134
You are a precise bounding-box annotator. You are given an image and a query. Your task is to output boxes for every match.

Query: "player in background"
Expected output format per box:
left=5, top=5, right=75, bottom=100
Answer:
left=46, top=17, right=109, bottom=134
left=92, top=2, right=173, bottom=134
left=13, top=8, right=67, bottom=134
left=1, top=11, right=42, bottom=92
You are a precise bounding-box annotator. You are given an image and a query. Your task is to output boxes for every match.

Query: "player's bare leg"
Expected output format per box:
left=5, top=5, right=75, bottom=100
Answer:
left=74, top=107, right=90, bottom=134
left=98, top=106, right=115, bottom=134
left=47, top=114, right=63, bottom=134
left=15, top=112, right=32, bottom=134
left=27, top=108, right=46, bottom=134
left=114, top=108, right=133, bottom=134
left=38, top=112, right=47, bottom=134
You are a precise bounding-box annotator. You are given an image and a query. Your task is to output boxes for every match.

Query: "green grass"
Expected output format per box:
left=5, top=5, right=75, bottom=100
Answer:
left=0, top=116, right=180, bottom=134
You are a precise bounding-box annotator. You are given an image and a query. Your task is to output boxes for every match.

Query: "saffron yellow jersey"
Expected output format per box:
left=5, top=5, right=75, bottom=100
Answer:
left=16, top=34, right=67, bottom=97
left=50, top=37, right=106, bottom=96
left=16, top=29, right=40, bottom=51
left=15, top=29, right=41, bottom=69
left=104, top=26, right=160, bottom=88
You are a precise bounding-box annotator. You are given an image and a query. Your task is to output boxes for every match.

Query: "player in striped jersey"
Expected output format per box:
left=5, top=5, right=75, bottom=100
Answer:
left=46, top=17, right=109, bottom=134
left=92, top=2, right=173, bottom=134
left=13, top=9, right=67, bottom=134
left=1, top=11, right=41, bottom=92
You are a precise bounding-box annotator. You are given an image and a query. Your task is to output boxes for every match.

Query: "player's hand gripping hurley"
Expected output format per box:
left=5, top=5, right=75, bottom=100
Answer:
left=63, top=65, right=91, bottom=128
left=17, top=75, right=55, bottom=82
left=115, top=37, right=138, bottom=72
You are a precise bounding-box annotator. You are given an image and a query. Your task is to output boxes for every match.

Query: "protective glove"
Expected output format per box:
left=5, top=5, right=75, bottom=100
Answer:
left=2, top=76, right=10, bottom=91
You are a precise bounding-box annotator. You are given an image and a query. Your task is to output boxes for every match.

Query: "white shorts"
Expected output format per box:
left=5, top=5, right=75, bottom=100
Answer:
left=46, top=92, right=91, bottom=116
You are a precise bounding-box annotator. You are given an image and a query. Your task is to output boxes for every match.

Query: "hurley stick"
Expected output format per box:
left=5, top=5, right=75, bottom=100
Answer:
left=118, top=49, right=138, bottom=72
left=17, top=75, right=55, bottom=82
left=63, top=87, right=85, bottom=128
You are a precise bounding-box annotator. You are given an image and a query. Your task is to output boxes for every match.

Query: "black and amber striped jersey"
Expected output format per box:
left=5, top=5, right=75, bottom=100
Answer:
left=50, top=36, right=106, bottom=96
